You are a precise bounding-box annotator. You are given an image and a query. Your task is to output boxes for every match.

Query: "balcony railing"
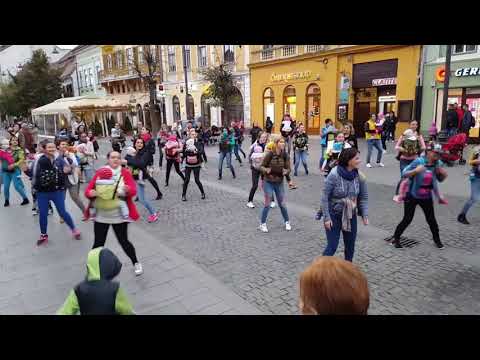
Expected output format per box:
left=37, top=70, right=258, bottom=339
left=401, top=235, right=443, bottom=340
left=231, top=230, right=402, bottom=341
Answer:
left=282, top=45, right=296, bottom=57
left=261, top=48, right=274, bottom=60
left=306, top=45, right=325, bottom=53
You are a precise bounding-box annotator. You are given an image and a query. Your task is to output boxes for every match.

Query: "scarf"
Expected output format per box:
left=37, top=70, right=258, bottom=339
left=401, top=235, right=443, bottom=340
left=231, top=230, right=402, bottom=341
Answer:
left=337, top=165, right=358, bottom=181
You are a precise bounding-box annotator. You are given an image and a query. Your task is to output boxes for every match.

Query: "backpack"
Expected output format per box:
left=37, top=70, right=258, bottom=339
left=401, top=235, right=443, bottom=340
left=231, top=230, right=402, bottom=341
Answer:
left=219, top=136, right=230, bottom=152
left=251, top=152, right=265, bottom=170
left=95, top=177, right=122, bottom=211
left=165, top=141, right=178, bottom=158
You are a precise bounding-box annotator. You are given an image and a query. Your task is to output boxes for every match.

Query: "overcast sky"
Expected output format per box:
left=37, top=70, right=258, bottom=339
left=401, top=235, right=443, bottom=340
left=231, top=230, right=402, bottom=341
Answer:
left=57, top=45, right=77, bottom=49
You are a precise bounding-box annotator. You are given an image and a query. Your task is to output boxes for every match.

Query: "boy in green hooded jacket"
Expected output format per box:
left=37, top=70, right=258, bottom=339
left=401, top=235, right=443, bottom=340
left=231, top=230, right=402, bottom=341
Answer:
left=57, top=247, right=135, bottom=315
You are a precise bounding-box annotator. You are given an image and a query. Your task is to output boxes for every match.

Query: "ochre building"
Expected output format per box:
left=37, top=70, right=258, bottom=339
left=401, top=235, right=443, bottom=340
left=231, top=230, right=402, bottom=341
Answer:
left=249, top=45, right=422, bottom=137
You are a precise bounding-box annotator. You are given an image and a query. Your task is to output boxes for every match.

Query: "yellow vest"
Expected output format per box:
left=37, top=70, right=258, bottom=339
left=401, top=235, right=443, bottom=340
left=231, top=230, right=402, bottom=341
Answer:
left=365, top=120, right=381, bottom=140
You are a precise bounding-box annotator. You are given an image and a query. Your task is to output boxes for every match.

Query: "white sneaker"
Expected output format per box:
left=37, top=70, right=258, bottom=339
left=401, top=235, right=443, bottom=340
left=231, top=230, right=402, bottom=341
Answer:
left=134, top=262, right=143, bottom=276
left=285, top=222, right=292, bottom=231
left=246, top=202, right=255, bottom=208
left=366, top=163, right=372, bottom=168
left=270, top=201, right=276, bottom=208
left=259, top=223, right=269, bottom=233
left=383, top=150, right=387, bottom=154
left=378, top=163, right=385, bottom=167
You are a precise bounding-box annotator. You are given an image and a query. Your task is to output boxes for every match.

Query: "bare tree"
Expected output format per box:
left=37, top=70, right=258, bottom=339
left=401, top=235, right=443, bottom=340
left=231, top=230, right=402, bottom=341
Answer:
left=130, top=45, right=163, bottom=134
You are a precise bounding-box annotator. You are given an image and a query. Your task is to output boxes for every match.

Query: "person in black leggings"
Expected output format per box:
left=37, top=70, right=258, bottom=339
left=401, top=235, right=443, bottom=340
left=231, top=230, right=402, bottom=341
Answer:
left=182, top=129, right=205, bottom=201
left=247, top=131, right=268, bottom=208
left=139, top=127, right=163, bottom=200
left=165, top=135, right=185, bottom=186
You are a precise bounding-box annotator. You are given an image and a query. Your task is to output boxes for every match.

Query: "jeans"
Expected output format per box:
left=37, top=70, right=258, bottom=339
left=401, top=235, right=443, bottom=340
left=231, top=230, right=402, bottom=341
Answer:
left=93, top=222, right=138, bottom=265
left=218, top=151, right=235, bottom=178
left=2, top=168, right=28, bottom=201
left=165, top=158, right=185, bottom=185
left=322, top=213, right=357, bottom=262
left=366, top=139, right=383, bottom=164
left=233, top=143, right=245, bottom=163
left=393, top=195, right=440, bottom=243
left=137, top=182, right=156, bottom=216
left=82, top=165, right=95, bottom=183
left=381, top=133, right=388, bottom=150
left=320, top=145, right=327, bottom=168
left=294, top=150, right=308, bottom=175
left=261, top=181, right=289, bottom=224
left=38, top=191, right=76, bottom=235
left=182, top=166, right=204, bottom=196
left=395, top=159, right=414, bottom=195
left=65, top=182, right=86, bottom=213
left=461, top=177, right=480, bottom=215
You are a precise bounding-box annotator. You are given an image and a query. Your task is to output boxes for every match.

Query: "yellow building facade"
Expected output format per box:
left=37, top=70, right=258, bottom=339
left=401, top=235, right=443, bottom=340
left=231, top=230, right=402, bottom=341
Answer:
left=161, top=45, right=251, bottom=127
left=249, top=45, right=422, bottom=137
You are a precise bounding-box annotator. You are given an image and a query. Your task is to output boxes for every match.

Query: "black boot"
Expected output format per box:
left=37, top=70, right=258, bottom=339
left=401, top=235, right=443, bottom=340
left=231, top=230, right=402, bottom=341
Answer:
left=155, top=193, right=163, bottom=200
left=231, top=168, right=236, bottom=179
left=201, top=193, right=206, bottom=200
left=457, top=213, right=470, bottom=225
left=218, top=172, right=222, bottom=180
left=434, top=236, right=444, bottom=249
left=4, top=200, right=9, bottom=207
left=21, top=198, right=29, bottom=206
left=392, top=238, right=403, bottom=248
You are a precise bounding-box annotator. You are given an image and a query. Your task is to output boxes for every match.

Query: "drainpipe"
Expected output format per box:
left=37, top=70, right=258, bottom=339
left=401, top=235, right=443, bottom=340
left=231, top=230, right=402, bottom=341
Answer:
left=75, top=60, right=81, bottom=96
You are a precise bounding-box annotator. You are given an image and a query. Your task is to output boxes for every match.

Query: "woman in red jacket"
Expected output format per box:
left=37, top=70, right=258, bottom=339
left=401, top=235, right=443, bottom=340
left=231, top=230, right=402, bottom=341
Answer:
left=84, top=151, right=143, bottom=276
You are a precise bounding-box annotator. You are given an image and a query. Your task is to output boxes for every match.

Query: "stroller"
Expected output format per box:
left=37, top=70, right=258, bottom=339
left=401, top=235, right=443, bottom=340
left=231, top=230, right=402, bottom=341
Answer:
left=440, top=133, right=467, bottom=166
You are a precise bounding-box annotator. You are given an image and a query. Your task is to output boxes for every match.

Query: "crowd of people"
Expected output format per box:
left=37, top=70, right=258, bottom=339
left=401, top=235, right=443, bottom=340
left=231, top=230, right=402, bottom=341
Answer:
left=1, top=106, right=479, bottom=316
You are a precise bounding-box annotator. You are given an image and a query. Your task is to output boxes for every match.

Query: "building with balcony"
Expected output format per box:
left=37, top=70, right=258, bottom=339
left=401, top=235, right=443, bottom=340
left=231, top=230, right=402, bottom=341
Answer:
left=160, top=45, right=251, bottom=128
left=76, top=45, right=106, bottom=97
left=99, top=45, right=164, bottom=132
left=249, top=45, right=422, bottom=137
left=420, top=45, right=480, bottom=138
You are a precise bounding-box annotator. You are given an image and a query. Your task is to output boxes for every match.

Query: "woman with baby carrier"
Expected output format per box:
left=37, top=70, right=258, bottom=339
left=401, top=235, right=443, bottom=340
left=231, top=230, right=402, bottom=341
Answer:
left=246, top=131, right=268, bottom=209
left=393, top=120, right=426, bottom=201
left=391, top=143, right=448, bottom=249
left=164, top=134, right=186, bottom=186
left=85, top=151, right=144, bottom=276
left=182, top=128, right=206, bottom=201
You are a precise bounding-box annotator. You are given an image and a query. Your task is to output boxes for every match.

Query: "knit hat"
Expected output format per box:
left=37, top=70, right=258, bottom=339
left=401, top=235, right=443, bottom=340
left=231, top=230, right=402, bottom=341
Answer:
left=96, top=167, right=113, bottom=180
left=125, top=146, right=136, bottom=157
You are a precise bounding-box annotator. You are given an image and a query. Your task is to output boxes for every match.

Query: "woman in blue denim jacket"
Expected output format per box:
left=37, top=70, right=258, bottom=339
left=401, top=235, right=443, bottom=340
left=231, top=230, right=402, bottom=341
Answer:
left=391, top=144, right=448, bottom=249
left=321, top=148, right=369, bottom=262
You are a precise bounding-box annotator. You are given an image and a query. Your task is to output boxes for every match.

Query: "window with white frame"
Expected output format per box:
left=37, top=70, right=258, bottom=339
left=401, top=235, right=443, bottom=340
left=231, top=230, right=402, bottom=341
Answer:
left=89, top=68, right=93, bottom=87
left=138, top=46, right=144, bottom=65
left=198, top=45, right=207, bottom=68
left=150, top=45, right=157, bottom=62
left=78, top=67, right=83, bottom=88
left=84, top=69, right=89, bottom=87
left=126, top=48, right=133, bottom=67
left=261, top=45, right=274, bottom=60
left=116, top=51, right=123, bottom=69
left=224, top=45, right=235, bottom=63
left=306, top=45, right=324, bottom=53
left=453, top=45, right=478, bottom=55
left=184, top=45, right=191, bottom=70
left=168, top=46, right=176, bottom=72
left=106, top=54, right=113, bottom=70
left=282, top=45, right=296, bottom=57
left=95, top=63, right=101, bottom=84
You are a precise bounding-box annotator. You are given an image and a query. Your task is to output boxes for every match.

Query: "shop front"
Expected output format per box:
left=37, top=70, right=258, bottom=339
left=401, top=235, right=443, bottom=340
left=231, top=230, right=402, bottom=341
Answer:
left=250, top=45, right=421, bottom=137
left=422, top=59, right=480, bottom=139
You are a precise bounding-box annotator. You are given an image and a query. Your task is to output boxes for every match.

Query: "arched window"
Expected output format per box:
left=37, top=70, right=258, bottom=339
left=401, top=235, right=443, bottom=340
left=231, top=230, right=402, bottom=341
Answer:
left=223, top=87, right=243, bottom=127
left=283, top=86, right=296, bottom=119
left=201, top=94, right=211, bottom=128
left=186, top=94, right=195, bottom=120
left=172, top=96, right=181, bottom=121
left=305, top=83, right=321, bottom=134
left=263, top=88, right=274, bottom=128
left=136, top=104, right=143, bottom=128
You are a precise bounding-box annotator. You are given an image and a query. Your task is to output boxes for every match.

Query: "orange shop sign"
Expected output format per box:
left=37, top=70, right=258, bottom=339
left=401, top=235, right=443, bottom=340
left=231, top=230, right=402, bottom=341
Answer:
left=436, top=66, right=445, bottom=82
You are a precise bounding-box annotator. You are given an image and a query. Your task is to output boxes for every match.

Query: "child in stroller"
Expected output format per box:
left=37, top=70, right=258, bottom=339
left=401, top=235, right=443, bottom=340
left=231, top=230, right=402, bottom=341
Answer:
left=440, top=132, right=467, bottom=166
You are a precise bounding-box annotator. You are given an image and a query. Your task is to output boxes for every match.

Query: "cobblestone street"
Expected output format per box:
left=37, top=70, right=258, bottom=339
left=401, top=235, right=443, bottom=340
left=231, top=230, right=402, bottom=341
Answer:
left=1, top=137, right=480, bottom=314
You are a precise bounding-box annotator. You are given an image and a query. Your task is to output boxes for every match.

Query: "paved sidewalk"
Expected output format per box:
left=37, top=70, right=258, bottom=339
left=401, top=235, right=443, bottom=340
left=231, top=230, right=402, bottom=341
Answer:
left=0, top=190, right=262, bottom=315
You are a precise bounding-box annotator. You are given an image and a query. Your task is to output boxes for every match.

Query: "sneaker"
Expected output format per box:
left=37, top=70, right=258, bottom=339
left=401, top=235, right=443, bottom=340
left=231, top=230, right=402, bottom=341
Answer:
left=147, top=213, right=159, bottom=223
left=182, top=195, right=187, bottom=202
left=305, top=169, right=309, bottom=175
left=134, top=262, right=144, bottom=276
left=32, top=208, right=38, bottom=216
left=393, top=239, right=403, bottom=249
left=246, top=202, right=255, bottom=209
left=294, top=172, right=298, bottom=177
left=164, top=182, right=169, bottom=187
left=392, top=195, right=402, bottom=203
left=60, top=218, right=65, bottom=224
left=366, top=163, right=372, bottom=168
left=201, top=193, right=206, bottom=200
left=72, top=229, right=81, bottom=240
left=4, top=200, right=9, bottom=207
left=37, top=234, right=48, bottom=246
left=435, top=241, right=444, bottom=249
left=285, top=222, right=292, bottom=231
left=457, top=213, right=470, bottom=225
left=155, top=194, right=163, bottom=201
left=259, top=223, right=268, bottom=233
left=377, top=163, right=385, bottom=167
left=48, top=207, right=53, bottom=215
left=383, top=150, right=387, bottom=154
left=20, top=198, right=29, bottom=206
left=270, top=201, right=276, bottom=208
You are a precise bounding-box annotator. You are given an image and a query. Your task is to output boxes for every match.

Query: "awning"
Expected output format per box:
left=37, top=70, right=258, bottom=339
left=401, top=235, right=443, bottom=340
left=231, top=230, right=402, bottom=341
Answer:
left=31, top=95, right=131, bottom=116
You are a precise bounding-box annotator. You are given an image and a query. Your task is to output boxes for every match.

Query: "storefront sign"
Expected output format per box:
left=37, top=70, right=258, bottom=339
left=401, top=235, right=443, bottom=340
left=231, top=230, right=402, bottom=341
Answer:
left=372, top=77, right=397, bottom=86
left=454, top=67, right=480, bottom=77
left=339, top=90, right=349, bottom=104
left=378, top=95, right=396, bottom=102
left=340, top=76, right=350, bottom=90
left=271, top=71, right=312, bottom=82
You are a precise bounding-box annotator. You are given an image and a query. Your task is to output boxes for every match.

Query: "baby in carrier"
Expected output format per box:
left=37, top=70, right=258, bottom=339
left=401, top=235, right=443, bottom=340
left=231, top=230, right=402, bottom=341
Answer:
left=165, top=135, right=180, bottom=161
left=124, top=146, right=145, bottom=184
left=250, top=144, right=265, bottom=171
left=321, top=132, right=351, bottom=175
left=86, top=167, right=129, bottom=221
left=0, top=139, right=14, bottom=167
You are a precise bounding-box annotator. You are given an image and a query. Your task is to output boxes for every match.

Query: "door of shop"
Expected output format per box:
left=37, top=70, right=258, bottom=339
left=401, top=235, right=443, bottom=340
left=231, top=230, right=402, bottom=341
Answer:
left=354, top=102, right=371, bottom=138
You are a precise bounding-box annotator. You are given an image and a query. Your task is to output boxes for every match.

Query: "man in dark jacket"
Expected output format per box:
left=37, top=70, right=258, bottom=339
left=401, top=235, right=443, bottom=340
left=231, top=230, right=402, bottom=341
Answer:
left=265, top=117, right=273, bottom=134
left=446, top=104, right=459, bottom=137
left=250, top=123, right=262, bottom=144
left=461, top=104, right=475, bottom=134
left=57, top=247, right=135, bottom=315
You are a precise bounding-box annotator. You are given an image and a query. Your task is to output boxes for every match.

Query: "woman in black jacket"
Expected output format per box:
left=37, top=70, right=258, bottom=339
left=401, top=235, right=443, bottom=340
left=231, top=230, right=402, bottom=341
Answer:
left=182, top=129, right=206, bottom=201
left=34, top=140, right=81, bottom=246
left=125, top=138, right=159, bottom=223
left=343, top=123, right=358, bottom=149
left=139, top=127, right=163, bottom=200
